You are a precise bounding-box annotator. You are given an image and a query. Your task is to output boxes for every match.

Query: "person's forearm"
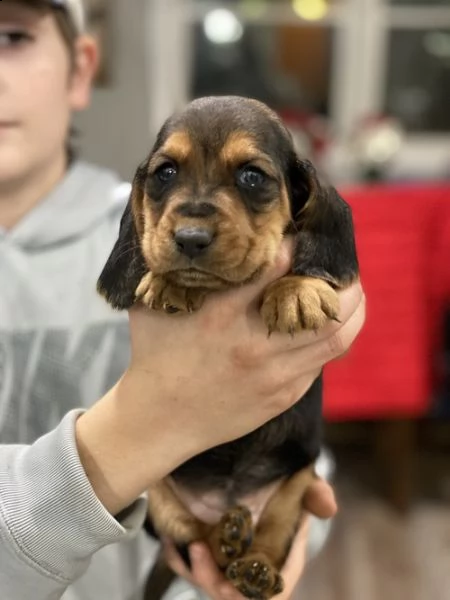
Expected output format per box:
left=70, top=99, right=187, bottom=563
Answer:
left=75, top=372, right=199, bottom=516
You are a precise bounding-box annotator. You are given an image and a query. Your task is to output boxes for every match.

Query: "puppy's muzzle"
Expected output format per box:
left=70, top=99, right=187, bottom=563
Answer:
left=174, top=227, right=213, bottom=259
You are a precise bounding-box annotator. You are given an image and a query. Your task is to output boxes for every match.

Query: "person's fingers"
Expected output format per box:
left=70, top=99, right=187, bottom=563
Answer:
left=162, top=539, right=193, bottom=581
left=189, top=543, right=245, bottom=600
left=189, top=543, right=226, bottom=589
left=303, top=479, right=338, bottom=519
left=273, top=291, right=366, bottom=384
left=266, top=282, right=365, bottom=354
left=278, top=516, right=310, bottom=594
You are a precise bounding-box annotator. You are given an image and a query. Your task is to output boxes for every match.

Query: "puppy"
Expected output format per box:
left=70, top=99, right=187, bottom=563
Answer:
left=97, top=96, right=359, bottom=600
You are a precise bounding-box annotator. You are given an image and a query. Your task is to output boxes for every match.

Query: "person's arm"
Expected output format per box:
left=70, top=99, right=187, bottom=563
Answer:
left=75, top=242, right=365, bottom=517
left=0, top=241, right=365, bottom=599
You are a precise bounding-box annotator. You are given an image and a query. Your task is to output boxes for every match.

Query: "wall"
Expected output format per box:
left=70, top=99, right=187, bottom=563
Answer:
left=73, top=0, right=150, bottom=182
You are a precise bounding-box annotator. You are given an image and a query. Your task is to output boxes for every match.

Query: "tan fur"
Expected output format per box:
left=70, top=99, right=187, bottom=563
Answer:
left=225, top=467, right=315, bottom=599
left=135, top=137, right=292, bottom=306
left=151, top=130, right=193, bottom=168
left=135, top=271, right=207, bottom=313
left=260, top=275, right=340, bottom=335
left=130, top=174, right=147, bottom=238
left=219, top=131, right=277, bottom=178
left=147, top=480, right=207, bottom=543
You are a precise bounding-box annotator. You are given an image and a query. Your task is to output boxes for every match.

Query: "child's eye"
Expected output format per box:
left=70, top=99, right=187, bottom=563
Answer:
left=0, top=31, right=33, bottom=48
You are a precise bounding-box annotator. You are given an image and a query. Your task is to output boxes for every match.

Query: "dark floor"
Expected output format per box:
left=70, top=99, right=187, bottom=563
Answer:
left=295, top=420, right=450, bottom=600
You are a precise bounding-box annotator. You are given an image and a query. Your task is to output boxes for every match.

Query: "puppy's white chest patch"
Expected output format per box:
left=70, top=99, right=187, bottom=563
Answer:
left=167, top=478, right=283, bottom=525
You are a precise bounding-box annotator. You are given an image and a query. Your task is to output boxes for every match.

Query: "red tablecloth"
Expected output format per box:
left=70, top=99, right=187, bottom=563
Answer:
left=323, top=183, right=450, bottom=421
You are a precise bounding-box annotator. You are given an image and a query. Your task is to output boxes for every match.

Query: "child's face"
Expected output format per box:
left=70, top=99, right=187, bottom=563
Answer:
left=0, top=2, right=96, bottom=185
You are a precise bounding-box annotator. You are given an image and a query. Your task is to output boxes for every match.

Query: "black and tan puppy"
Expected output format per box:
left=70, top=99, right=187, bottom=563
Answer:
left=98, top=96, right=359, bottom=600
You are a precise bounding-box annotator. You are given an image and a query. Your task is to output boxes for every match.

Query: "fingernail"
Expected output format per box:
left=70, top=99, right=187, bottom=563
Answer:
left=189, top=543, right=204, bottom=560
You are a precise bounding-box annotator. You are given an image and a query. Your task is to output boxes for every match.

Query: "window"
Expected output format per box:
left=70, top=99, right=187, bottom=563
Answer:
left=147, top=0, right=450, bottom=181
left=190, top=23, right=334, bottom=117
left=385, top=29, right=450, bottom=132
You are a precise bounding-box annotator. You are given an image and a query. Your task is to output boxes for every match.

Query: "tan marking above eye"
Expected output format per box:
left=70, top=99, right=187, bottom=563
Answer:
left=149, top=130, right=193, bottom=172
left=220, top=131, right=278, bottom=179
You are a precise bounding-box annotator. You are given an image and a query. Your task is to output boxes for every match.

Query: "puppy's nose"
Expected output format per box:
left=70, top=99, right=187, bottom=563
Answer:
left=174, top=227, right=213, bottom=259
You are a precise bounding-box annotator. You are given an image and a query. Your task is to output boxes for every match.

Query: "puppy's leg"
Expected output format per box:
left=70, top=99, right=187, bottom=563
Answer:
left=206, top=505, right=254, bottom=569
left=136, top=273, right=207, bottom=314
left=147, top=479, right=209, bottom=543
left=144, top=480, right=212, bottom=600
left=226, top=466, right=316, bottom=600
left=149, top=481, right=254, bottom=570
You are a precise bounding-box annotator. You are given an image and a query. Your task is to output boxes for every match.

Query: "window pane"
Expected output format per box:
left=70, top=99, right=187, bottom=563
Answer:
left=384, top=29, right=450, bottom=132
left=389, top=0, right=450, bottom=5
left=189, top=23, right=333, bottom=117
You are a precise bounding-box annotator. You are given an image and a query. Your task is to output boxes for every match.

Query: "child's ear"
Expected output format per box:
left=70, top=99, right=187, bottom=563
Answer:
left=97, top=164, right=149, bottom=310
left=69, top=36, right=99, bottom=111
left=287, top=157, right=359, bottom=288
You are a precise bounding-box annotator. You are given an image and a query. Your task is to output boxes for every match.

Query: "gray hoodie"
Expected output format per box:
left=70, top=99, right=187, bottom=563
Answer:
left=0, top=161, right=172, bottom=600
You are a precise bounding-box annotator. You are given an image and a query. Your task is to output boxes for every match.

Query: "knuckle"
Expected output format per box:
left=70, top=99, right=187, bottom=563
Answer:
left=262, top=376, right=284, bottom=399
left=327, top=331, right=347, bottom=358
left=230, top=343, right=263, bottom=370
left=269, top=387, right=299, bottom=413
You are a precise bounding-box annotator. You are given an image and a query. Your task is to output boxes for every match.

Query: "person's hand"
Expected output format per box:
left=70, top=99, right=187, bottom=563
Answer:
left=125, top=238, right=365, bottom=456
left=76, top=239, right=364, bottom=515
left=162, top=478, right=337, bottom=600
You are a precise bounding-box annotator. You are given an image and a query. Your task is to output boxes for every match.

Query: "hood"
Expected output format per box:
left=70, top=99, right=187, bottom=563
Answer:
left=3, top=161, right=131, bottom=251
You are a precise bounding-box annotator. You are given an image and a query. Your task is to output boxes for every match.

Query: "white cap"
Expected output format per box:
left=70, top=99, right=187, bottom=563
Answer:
left=49, top=0, right=85, bottom=33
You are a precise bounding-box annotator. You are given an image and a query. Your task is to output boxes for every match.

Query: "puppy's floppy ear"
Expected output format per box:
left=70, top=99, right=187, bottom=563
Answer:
left=97, top=162, right=149, bottom=310
left=287, top=157, right=359, bottom=287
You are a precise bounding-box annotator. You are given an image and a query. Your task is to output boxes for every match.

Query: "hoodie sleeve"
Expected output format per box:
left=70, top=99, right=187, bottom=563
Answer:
left=0, top=410, right=148, bottom=600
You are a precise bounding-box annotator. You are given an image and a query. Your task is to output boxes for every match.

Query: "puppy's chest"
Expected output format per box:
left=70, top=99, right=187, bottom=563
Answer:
left=167, top=477, right=283, bottom=526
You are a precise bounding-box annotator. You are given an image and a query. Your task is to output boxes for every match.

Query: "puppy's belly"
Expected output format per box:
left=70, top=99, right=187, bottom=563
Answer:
left=167, top=477, right=283, bottom=525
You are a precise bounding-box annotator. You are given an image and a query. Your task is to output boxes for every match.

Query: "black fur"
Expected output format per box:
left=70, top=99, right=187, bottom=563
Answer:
left=289, top=159, right=359, bottom=287
left=97, top=166, right=148, bottom=309
left=170, top=376, right=323, bottom=500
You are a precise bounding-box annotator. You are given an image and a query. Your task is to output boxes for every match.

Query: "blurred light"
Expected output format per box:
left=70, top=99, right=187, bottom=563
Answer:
left=240, top=0, right=268, bottom=19
left=292, top=0, right=329, bottom=21
left=351, top=117, right=405, bottom=168
left=365, top=127, right=403, bottom=164
left=423, top=32, right=450, bottom=59
left=203, top=9, right=244, bottom=45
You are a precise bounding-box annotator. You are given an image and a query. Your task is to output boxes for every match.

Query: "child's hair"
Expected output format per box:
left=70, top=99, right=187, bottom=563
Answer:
left=15, top=0, right=78, bottom=62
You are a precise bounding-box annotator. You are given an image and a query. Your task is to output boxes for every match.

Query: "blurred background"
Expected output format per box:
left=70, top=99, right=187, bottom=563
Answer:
left=75, top=1, right=449, bottom=598
left=76, top=0, right=450, bottom=184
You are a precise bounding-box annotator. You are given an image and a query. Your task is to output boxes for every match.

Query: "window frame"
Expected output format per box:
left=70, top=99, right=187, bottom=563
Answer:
left=146, top=0, right=450, bottom=181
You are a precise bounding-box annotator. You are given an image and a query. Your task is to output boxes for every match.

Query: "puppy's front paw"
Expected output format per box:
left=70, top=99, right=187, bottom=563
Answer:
left=226, top=554, right=284, bottom=600
left=135, top=273, right=206, bottom=313
left=260, top=276, right=339, bottom=335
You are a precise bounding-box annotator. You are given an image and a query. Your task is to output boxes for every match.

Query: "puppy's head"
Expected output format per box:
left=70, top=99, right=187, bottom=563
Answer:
left=130, top=96, right=314, bottom=290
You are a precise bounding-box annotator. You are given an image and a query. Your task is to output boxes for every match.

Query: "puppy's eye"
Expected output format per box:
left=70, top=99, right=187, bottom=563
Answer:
left=155, top=162, right=178, bottom=183
left=237, top=166, right=266, bottom=189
